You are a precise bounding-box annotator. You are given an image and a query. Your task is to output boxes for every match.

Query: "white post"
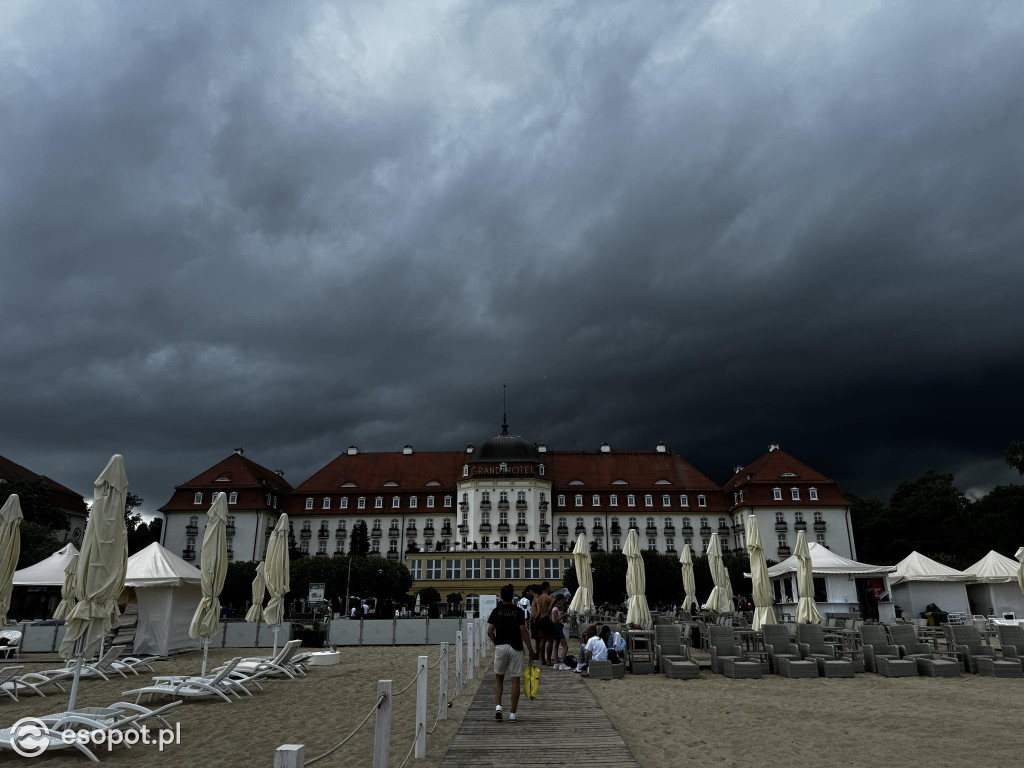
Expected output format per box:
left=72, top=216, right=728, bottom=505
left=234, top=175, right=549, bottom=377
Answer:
left=201, top=637, right=210, bottom=677
left=373, top=680, right=391, bottom=768
left=275, top=745, right=305, bottom=768
left=466, top=622, right=474, bottom=679
left=439, top=642, right=449, bottom=721
left=455, top=631, right=463, bottom=696
left=415, top=655, right=427, bottom=759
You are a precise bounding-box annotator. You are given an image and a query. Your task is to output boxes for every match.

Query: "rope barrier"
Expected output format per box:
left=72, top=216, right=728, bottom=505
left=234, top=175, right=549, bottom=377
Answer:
left=425, top=696, right=445, bottom=735
left=392, top=668, right=420, bottom=697
left=306, top=693, right=386, bottom=766
left=396, top=723, right=422, bottom=768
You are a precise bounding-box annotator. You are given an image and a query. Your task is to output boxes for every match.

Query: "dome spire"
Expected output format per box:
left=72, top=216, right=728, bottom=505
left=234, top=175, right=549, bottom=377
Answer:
left=501, top=384, right=508, bottom=435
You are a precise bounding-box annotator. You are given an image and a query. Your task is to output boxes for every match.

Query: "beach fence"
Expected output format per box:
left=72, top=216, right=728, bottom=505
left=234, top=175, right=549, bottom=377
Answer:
left=274, top=619, right=492, bottom=768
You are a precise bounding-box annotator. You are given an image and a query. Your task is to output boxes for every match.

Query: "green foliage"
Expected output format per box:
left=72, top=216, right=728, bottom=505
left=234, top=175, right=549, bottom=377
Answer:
left=417, top=586, right=441, bottom=606
left=1006, top=441, right=1024, bottom=476
left=445, top=592, right=463, bottom=605
left=17, top=521, right=61, bottom=568
left=0, top=478, right=69, bottom=531
left=349, top=521, right=370, bottom=557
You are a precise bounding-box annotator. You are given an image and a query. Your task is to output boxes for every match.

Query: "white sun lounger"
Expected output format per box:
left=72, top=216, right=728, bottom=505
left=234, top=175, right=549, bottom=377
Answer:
left=0, top=708, right=153, bottom=762
left=123, top=658, right=243, bottom=704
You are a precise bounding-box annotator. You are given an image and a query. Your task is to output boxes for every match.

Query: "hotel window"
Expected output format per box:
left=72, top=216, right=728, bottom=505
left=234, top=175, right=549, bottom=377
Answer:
left=340, top=498, right=349, bottom=509
left=482, top=510, right=490, bottom=525
left=463, top=465, right=469, bottom=477
left=776, top=512, right=785, bottom=523
left=265, top=493, right=271, bottom=506
left=445, top=559, right=461, bottom=579
left=609, top=494, right=618, bottom=506
left=524, top=558, right=540, bottom=579
left=410, top=496, right=418, bottom=508
left=318, top=540, right=327, bottom=554
left=194, top=492, right=203, bottom=504
left=629, top=517, right=638, bottom=529
left=444, top=495, right=452, bottom=507
left=539, top=464, right=545, bottom=475
left=558, top=495, right=566, bottom=507
left=186, top=536, right=196, bottom=549
left=612, top=537, right=621, bottom=551
left=480, top=535, right=489, bottom=548
left=425, top=517, right=434, bottom=529
left=300, top=541, right=309, bottom=554
left=388, top=540, right=398, bottom=553
left=392, top=496, right=400, bottom=508
left=576, top=516, right=585, bottom=529
left=777, top=534, right=787, bottom=548
left=702, top=538, right=710, bottom=553
left=680, top=494, right=688, bottom=507
left=426, top=559, right=442, bottom=579
left=773, top=487, right=782, bottom=501
left=684, top=537, right=692, bottom=547
left=646, top=517, right=655, bottom=528
left=558, top=538, right=568, bottom=550
left=485, top=558, right=501, bottom=579
left=303, top=521, right=312, bottom=531
left=500, top=491, right=508, bottom=503
left=664, top=517, right=672, bottom=527
left=374, top=497, right=383, bottom=509
left=322, top=497, right=331, bottom=509
left=228, top=492, right=238, bottom=505
left=809, top=487, right=818, bottom=501
left=795, top=511, right=804, bottom=523
left=543, top=558, right=560, bottom=579
left=644, top=494, right=653, bottom=507
left=593, top=517, right=601, bottom=528
left=518, top=510, right=527, bottom=525
left=816, top=534, right=826, bottom=546
left=592, top=494, right=600, bottom=506
left=304, top=497, right=313, bottom=510
left=683, top=517, right=690, bottom=527
left=391, top=518, right=399, bottom=530
left=357, top=497, right=366, bottom=509
left=465, top=559, right=481, bottom=579
left=517, top=535, right=526, bottom=548
left=791, top=488, right=800, bottom=501
left=697, top=495, right=706, bottom=507
left=505, top=559, right=521, bottom=579
left=482, top=491, right=490, bottom=503
left=188, top=515, right=198, bottom=526
left=627, top=494, right=635, bottom=507
left=518, top=491, right=526, bottom=502
left=499, top=511, right=508, bottom=525
left=666, top=537, right=674, bottom=550
left=574, top=494, right=583, bottom=507
left=558, top=516, right=567, bottom=528
left=814, top=511, right=823, bottom=522
left=648, top=538, right=657, bottom=550
left=662, top=495, right=670, bottom=507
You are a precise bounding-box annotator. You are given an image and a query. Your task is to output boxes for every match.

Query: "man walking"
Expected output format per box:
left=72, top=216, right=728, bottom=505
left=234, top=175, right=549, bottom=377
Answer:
left=487, top=583, right=535, bottom=722
left=531, top=581, right=555, bottom=665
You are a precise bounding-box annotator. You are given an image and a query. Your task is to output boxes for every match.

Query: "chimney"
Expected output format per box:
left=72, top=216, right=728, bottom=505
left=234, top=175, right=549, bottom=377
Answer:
left=537, top=444, right=547, bottom=453
left=233, top=447, right=245, bottom=456
left=402, top=445, right=414, bottom=455
left=466, top=444, right=474, bottom=454
left=733, top=465, right=744, bottom=474
left=347, top=446, right=358, bottom=456
left=768, top=443, right=780, bottom=452
left=275, top=469, right=285, bottom=477
left=656, top=442, right=667, bottom=453
left=600, top=443, right=611, bottom=453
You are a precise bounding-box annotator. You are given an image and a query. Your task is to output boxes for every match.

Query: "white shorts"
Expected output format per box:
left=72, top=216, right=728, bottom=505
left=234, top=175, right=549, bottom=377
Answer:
left=494, top=644, right=525, bottom=676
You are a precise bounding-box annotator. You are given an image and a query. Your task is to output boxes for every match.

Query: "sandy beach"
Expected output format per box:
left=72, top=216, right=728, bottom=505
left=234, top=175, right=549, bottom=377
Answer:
left=1, top=645, right=484, bottom=767
left=585, top=658, right=1024, bottom=768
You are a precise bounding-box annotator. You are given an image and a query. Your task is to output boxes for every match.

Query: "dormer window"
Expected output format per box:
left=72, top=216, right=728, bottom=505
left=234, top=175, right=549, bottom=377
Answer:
left=499, top=463, right=508, bottom=473
left=809, top=487, right=818, bottom=501
left=539, top=464, right=545, bottom=475
left=781, top=472, right=797, bottom=477
left=392, top=496, right=401, bottom=508
left=558, top=494, right=565, bottom=507
left=662, top=495, right=670, bottom=507
left=410, top=496, right=418, bottom=508
left=627, top=494, right=635, bottom=507
left=228, top=492, right=237, bottom=504
left=609, top=494, right=618, bottom=506
left=194, top=492, right=203, bottom=504
left=341, top=498, right=349, bottom=509
left=305, top=497, right=314, bottom=510
left=773, top=487, right=783, bottom=501
left=444, top=495, right=452, bottom=507
left=357, top=497, right=366, bottom=509
left=322, top=497, right=331, bottom=509
left=375, top=497, right=383, bottom=509
left=592, top=494, right=600, bottom=506
left=791, top=488, right=800, bottom=501
left=644, top=494, right=653, bottom=507
left=463, top=464, right=469, bottom=477
left=697, top=495, right=706, bottom=507
left=574, top=494, right=583, bottom=507
left=680, top=494, right=688, bottom=507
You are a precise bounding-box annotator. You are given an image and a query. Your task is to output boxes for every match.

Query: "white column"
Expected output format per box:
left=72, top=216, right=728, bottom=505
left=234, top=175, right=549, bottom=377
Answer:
left=373, top=680, right=391, bottom=768
left=455, top=631, right=464, bottom=695
left=467, top=622, right=474, bottom=679
left=439, top=642, right=449, bottom=721
left=415, top=655, right=427, bottom=759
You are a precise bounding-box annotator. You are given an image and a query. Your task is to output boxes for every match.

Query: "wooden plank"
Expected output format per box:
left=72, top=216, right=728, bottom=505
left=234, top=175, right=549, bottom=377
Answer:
left=441, top=661, right=639, bottom=767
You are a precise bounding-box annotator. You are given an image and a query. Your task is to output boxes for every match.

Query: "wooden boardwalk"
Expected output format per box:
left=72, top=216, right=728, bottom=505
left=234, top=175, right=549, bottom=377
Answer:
left=441, top=661, right=640, bottom=767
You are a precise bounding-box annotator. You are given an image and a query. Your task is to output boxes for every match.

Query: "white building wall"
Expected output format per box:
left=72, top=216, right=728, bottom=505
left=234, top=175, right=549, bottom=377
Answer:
left=891, top=581, right=970, bottom=617
left=729, top=505, right=855, bottom=561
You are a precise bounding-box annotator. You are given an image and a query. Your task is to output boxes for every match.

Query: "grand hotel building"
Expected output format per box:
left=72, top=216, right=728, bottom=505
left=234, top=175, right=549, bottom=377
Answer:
left=159, top=421, right=857, bottom=602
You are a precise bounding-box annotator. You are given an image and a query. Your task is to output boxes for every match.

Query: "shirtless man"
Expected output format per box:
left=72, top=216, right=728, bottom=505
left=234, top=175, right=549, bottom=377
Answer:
left=531, top=581, right=555, bottom=665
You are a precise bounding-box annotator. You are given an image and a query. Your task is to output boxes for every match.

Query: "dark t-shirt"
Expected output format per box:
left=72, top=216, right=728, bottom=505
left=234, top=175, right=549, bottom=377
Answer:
left=487, top=603, right=526, bottom=650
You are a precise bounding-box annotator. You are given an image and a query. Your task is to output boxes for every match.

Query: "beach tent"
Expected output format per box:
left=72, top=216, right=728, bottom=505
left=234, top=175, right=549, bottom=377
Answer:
left=890, top=551, right=971, bottom=618
left=962, top=551, right=1024, bottom=619
left=122, top=542, right=202, bottom=656
left=12, top=543, right=79, bottom=586
left=760, top=542, right=896, bottom=622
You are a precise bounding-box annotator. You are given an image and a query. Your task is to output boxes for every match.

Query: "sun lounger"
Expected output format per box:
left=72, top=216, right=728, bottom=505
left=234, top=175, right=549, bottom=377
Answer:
left=797, top=624, right=858, bottom=675
left=124, top=658, right=243, bottom=704
left=762, top=625, right=800, bottom=673
left=0, top=630, right=22, bottom=659
left=995, top=624, right=1024, bottom=659
left=885, top=625, right=960, bottom=677
left=0, top=707, right=153, bottom=761
left=949, top=625, right=1023, bottom=677
left=215, top=639, right=306, bottom=680
left=35, top=647, right=127, bottom=683
left=708, top=626, right=744, bottom=674
left=0, top=668, right=22, bottom=701
left=859, top=625, right=902, bottom=674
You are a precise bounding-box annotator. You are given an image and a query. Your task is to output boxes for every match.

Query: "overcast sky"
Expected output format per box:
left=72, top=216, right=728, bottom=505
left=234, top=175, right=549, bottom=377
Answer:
left=3, top=1, right=1023, bottom=517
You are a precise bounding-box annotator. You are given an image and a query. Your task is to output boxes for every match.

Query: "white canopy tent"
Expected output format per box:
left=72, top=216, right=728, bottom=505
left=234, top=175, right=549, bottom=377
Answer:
left=121, top=542, right=203, bottom=656
left=12, top=543, right=79, bottom=586
left=890, top=551, right=970, bottom=618
left=962, top=551, right=1024, bottom=619
left=759, top=542, right=896, bottom=623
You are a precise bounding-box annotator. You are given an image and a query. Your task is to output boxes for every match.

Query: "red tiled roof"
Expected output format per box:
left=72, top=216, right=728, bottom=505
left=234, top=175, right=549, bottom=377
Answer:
left=723, top=448, right=849, bottom=506
left=293, top=451, right=467, bottom=493
left=158, top=453, right=293, bottom=512
left=0, top=453, right=88, bottom=515
left=546, top=451, right=721, bottom=491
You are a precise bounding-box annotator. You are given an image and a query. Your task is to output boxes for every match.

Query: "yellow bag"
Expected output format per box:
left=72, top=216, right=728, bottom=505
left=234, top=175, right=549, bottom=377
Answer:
left=523, top=661, right=540, bottom=700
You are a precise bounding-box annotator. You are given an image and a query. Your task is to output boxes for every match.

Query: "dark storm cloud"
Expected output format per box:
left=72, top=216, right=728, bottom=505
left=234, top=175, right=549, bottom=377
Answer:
left=2, top=1, right=1023, bottom=514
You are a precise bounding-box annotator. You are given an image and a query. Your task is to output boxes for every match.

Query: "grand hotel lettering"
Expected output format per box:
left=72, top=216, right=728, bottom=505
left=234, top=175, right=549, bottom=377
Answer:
left=469, top=463, right=537, bottom=477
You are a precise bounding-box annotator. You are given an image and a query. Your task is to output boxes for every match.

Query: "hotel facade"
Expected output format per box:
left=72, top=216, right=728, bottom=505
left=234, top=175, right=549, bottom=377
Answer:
left=159, top=422, right=857, bottom=606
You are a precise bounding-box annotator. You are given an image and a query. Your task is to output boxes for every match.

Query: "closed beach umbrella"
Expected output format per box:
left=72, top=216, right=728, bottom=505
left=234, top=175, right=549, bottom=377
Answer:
left=795, top=530, right=823, bottom=624
left=746, top=516, right=776, bottom=630
left=705, top=533, right=733, bottom=613
left=59, top=454, right=129, bottom=710
left=189, top=491, right=229, bottom=674
left=1016, top=546, right=1023, bottom=596
left=0, top=495, right=24, bottom=626
left=679, top=544, right=698, bottom=613
left=245, top=561, right=267, bottom=622
left=568, top=534, right=594, bottom=614
left=623, top=528, right=652, bottom=629
left=263, top=512, right=291, bottom=653
left=53, top=553, right=80, bottom=620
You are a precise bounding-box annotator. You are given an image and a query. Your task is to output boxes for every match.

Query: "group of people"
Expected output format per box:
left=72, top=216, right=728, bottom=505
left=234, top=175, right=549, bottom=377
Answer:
left=517, top=583, right=571, bottom=670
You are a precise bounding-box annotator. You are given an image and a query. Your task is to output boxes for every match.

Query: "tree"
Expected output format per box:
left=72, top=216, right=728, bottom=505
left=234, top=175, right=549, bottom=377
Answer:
left=349, top=521, right=370, bottom=557
left=1007, top=441, right=1024, bottom=477
left=123, top=493, right=161, bottom=554
left=846, top=493, right=891, bottom=563
left=1, top=477, right=69, bottom=567
left=18, top=521, right=60, bottom=568
left=417, top=586, right=441, bottom=606
left=887, top=470, right=970, bottom=566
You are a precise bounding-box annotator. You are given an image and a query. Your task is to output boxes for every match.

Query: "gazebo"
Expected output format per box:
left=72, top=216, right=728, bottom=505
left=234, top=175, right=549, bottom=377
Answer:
left=962, top=551, right=1024, bottom=619
left=764, top=542, right=896, bottom=623
left=890, top=551, right=971, bottom=618
left=10, top=543, right=79, bottom=619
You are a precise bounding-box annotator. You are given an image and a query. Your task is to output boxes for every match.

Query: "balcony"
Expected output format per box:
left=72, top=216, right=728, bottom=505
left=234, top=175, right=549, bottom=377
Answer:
left=458, top=524, right=469, bottom=534
left=371, top=527, right=382, bottom=538
left=516, top=500, right=527, bottom=510
left=646, top=526, right=657, bottom=536
left=628, top=523, right=639, bottom=531
left=387, top=551, right=401, bottom=560
left=498, top=500, right=509, bottom=510
left=539, top=523, right=550, bottom=533
left=718, top=526, right=730, bottom=535
left=459, top=502, right=469, bottom=512
left=318, top=529, right=329, bottom=539
left=681, top=526, right=693, bottom=536
left=389, top=527, right=400, bottom=538
left=814, top=521, right=827, bottom=531
left=666, top=547, right=677, bottom=556
left=300, top=530, right=312, bottom=539
left=777, top=546, right=792, bottom=556
left=480, top=501, right=492, bottom=511
left=699, top=526, right=711, bottom=536
left=497, top=523, right=510, bottom=532
left=367, top=551, right=381, bottom=558
left=593, top=525, right=604, bottom=536
left=335, top=528, right=346, bottom=539
left=576, top=525, right=587, bottom=535
left=479, top=523, right=492, bottom=533
left=185, top=525, right=198, bottom=536
left=441, top=526, right=453, bottom=536
left=406, top=526, right=418, bottom=536
left=225, top=525, right=236, bottom=536
left=610, top=525, right=622, bottom=535
left=794, top=521, right=807, bottom=531
left=663, top=525, right=675, bottom=535
left=516, top=523, right=529, bottom=532
left=334, top=548, right=344, bottom=556
left=556, top=525, right=569, bottom=536
left=775, top=522, right=788, bottom=532
left=423, top=526, right=435, bottom=537
left=539, top=501, right=549, bottom=511
left=182, top=549, right=196, bottom=561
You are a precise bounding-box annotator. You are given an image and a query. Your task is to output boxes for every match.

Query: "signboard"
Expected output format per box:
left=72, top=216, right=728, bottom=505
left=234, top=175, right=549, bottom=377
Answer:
left=309, top=582, right=326, bottom=604
left=479, top=594, right=498, bottom=622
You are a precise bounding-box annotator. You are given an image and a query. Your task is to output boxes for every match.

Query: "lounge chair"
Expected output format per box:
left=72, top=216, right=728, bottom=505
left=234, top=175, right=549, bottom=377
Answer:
left=653, top=626, right=684, bottom=671
left=124, top=657, right=243, bottom=704
left=949, top=625, right=1023, bottom=677
left=659, top=644, right=700, bottom=680
left=995, top=624, right=1024, bottom=659
left=708, top=626, right=743, bottom=674
left=35, top=647, right=128, bottom=683
left=858, top=625, right=899, bottom=674
left=762, top=625, right=800, bottom=673
left=796, top=624, right=856, bottom=677
left=885, top=624, right=960, bottom=677
left=0, top=630, right=21, bottom=659
left=0, top=668, right=22, bottom=701
left=0, top=708, right=152, bottom=761
left=225, top=639, right=306, bottom=678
